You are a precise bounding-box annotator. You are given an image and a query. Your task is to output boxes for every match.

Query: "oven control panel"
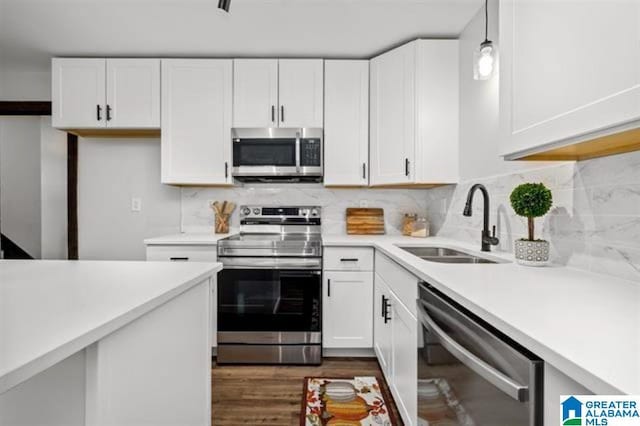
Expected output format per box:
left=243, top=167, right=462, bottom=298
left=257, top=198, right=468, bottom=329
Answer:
left=239, top=206, right=321, bottom=219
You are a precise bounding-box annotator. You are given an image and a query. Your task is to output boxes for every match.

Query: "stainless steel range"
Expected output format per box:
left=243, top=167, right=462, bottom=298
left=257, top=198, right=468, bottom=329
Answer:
left=216, top=206, right=322, bottom=364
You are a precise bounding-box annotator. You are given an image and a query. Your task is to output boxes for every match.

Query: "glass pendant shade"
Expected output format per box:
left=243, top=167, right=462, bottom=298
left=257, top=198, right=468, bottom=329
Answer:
left=474, top=40, right=496, bottom=80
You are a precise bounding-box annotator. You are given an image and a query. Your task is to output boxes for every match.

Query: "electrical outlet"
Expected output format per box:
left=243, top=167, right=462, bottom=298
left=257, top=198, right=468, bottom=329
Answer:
left=359, top=199, right=369, bottom=208
left=131, top=197, right=142, bottom=212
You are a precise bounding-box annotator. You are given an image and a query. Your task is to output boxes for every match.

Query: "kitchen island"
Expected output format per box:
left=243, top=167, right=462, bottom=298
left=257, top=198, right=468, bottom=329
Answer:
left=0, top=259, right=221, bottom=426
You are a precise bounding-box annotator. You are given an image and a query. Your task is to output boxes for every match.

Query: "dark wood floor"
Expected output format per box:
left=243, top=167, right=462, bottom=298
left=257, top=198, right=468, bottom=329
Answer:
left=212, top=357, right=403, bottom=426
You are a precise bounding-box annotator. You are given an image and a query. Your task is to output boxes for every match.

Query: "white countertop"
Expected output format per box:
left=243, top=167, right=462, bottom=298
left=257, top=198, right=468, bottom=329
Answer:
left=144, top=231, right=640, bottom=394
left=324, top=235, right=640, bottom=395
left=0, top=260, right=222, bottom=394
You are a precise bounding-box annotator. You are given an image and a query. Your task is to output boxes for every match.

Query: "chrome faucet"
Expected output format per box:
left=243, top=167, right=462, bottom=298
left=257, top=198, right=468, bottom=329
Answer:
left=463, top=184, right=499, bottom=252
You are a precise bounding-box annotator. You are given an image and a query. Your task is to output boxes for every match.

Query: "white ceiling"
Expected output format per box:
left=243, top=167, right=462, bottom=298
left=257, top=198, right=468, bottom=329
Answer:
left=0, top=0, right=482, bottom=71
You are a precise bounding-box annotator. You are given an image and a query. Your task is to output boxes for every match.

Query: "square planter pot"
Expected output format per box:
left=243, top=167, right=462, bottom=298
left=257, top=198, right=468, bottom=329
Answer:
left=514, top=240, right=550, bottom=266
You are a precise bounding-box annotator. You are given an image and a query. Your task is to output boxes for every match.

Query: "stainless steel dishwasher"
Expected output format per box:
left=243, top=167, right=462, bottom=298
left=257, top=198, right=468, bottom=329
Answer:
left=417, top=282, right=543, bottom=425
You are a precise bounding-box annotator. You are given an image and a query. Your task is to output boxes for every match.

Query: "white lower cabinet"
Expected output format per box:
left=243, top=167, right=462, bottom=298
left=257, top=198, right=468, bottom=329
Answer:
left=145, top=244, right=218, bottom=348
left=544, top=364, right=593, bottom=425
left=323, top=271, right=374, bottom=348
left=389, top=291, right=418, bottom=425
left=374, top=273, right=392, bottom=377
left=374, top=269, right=418, bottom=426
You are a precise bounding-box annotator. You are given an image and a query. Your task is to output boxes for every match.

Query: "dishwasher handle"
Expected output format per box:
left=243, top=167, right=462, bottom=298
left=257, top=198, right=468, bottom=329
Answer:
left=417, top=300, right=529, bottom=402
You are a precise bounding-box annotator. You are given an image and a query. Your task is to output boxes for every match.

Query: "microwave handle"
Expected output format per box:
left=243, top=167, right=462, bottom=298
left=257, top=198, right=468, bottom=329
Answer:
left=416, top=300, right=529, bottom=402
left=295, top=131, right=301, bottom=173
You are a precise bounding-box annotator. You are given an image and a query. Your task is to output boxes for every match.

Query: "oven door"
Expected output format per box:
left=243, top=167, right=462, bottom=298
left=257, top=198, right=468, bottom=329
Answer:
left=217, top=268, right=321, bottom=335
left=417, top=284, right=542, bottom=426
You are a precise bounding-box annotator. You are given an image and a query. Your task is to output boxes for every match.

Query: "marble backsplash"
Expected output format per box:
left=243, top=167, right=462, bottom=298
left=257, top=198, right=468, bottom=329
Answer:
left=425, top=151, right=640, bottom=282
left=181, top=184, right=429, bottom=235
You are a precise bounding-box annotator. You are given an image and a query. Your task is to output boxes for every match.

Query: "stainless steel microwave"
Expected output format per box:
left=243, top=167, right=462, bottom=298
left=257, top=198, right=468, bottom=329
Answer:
left=231, top=128, right=323, bottom=183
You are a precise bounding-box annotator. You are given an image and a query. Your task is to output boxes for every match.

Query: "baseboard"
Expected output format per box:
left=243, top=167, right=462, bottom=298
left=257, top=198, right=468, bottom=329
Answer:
left=322, top=348, right=375, bottom=358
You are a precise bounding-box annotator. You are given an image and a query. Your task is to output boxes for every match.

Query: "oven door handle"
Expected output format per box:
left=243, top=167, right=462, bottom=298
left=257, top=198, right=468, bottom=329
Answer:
left=295, top=131, right=301, bottom=173
left=416, top=301, right=529, bottom=402
left=279, top=270, right=322, bottom=277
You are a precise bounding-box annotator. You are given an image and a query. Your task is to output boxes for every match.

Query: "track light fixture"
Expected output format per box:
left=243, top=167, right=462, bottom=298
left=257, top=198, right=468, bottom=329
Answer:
left=218, top=0, right=231, bottom=12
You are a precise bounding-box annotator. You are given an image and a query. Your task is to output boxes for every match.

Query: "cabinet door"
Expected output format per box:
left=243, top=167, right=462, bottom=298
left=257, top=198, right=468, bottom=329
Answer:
left=390, top=293, right=418, bottom=426
left=500, top=0, right=640, bottom=157
left=370, top=44, right=415, bottom=185
left=233, top=59, right=279, bottom=128
left=373, top=273, right=392, bottom=378
left=52, top=58, right=106, bottom=129
left=161, top=59, right=232, bottom=185
left=324, top=60, right=370, bottom=186
left=106, top=58, right=160, bottom=129
left=323, top=271, right=373, bottom=348
left=278, top=59, right=324, bottom=128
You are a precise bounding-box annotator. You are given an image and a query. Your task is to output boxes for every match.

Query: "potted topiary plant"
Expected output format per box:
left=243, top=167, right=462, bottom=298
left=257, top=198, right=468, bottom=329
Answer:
left=509, top=182, right=553, bottom=266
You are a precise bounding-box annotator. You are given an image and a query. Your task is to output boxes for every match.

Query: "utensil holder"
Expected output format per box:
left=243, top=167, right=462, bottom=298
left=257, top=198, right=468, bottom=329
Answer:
left=215, top=213, right=230, bottom=234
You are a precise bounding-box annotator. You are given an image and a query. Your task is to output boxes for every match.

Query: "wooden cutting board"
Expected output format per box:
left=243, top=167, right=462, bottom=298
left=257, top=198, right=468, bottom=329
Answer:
left=346, top=208, right=385, bottom=235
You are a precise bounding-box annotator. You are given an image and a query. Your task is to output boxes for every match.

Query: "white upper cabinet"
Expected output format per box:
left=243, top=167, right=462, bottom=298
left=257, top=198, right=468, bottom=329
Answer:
left=233, top=59, right=323, bottom=128
left=500, top=0, right=640, bottom=158
left=324, top=60, right=370, bottom=186
left=370, top=40, right=459, bottom=186
left=278, top=59, right=324, bottom=128
left=52, top=58, right=160, bottom=130
left=161, top=59, right=233, bottom=185
left=106, top=59, right=160, bottom=128
left=233, top=59, right=279, bottom=128
left=52, top=58, right=106, bottom=129
left=370, top=43, right=415, bottom=185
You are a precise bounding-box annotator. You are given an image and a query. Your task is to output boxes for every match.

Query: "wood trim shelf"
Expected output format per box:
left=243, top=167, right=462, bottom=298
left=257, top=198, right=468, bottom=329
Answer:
left=512, top=127, right=640, bottom=161
left=368, top=183, right=452, bottom=189
left=65, top=129, right=161, bottom=138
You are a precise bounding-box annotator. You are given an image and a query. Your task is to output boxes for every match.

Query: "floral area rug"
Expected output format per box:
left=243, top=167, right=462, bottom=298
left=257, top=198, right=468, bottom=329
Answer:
left=301, top=376, right=398, bottom=426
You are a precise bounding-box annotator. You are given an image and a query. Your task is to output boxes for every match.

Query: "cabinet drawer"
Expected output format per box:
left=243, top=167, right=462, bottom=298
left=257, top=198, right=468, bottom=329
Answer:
left=323, top=247, right=374, bottom=271
left=146, top=245, right=217, bottom=262
left=375, top=251, right=419, bottom=317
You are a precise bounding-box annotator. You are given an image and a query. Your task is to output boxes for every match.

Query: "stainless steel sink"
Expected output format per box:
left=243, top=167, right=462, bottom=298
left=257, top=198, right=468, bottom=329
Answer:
left=398, top=246, right=507, bottom=264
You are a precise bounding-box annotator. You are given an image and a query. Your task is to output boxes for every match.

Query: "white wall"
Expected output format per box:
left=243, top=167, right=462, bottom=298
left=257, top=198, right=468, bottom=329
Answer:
left=457, top=0, right=554, bottom=181
left=0, top=117, right=42, bottom=258
left=40, top=117, right=67, bottom=259
left=78, top=138, right=181, bottom=260
left=0, top=69, right=50, bottom=100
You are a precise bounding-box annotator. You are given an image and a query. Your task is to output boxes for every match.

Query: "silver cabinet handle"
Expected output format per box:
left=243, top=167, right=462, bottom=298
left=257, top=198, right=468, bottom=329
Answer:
left=280, top=105, right=285, bottom=123
left=327, top=278, right=331, bottom=297
left=417, top=301, right=528, bottom=402
left=340, top=258, right=359, bottom=262
left=362, top=163, right=366, bottom=179
left=169, top=257, right=189, bottom=261
left=405, top=158, right=410, bottom=177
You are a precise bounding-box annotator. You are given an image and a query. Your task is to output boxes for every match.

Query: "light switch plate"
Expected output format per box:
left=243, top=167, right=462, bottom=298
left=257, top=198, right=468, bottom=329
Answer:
left=131, top=197, right=142, bottom=212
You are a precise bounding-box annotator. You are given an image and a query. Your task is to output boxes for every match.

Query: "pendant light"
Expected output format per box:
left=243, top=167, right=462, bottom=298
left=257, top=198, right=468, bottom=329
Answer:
left=218, top=0, right=231, bottom=12
left=473, top=0, right=496, bottom=80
